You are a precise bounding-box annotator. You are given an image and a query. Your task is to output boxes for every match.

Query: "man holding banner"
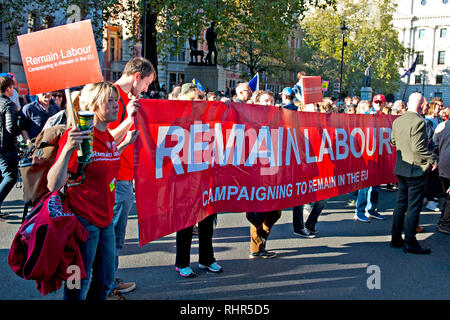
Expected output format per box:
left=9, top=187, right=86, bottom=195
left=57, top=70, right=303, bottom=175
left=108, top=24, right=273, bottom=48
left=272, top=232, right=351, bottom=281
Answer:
left=234, top=82, right=252, bottom=103
left=107, top=57, right=155, bottom=298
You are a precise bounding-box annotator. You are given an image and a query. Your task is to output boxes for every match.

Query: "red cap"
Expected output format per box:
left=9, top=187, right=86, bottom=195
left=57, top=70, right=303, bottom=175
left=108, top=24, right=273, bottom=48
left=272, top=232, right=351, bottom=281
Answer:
left=372, top=94, right=386, bottom=103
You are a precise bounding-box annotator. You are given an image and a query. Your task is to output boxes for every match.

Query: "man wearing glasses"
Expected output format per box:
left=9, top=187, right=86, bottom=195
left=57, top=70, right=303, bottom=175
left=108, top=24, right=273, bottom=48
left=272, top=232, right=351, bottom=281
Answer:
left=370, top=94, right=386, bottom=115
left=234, top=82, right=252, bottom=103
left=20, top=91, right=60, bottom=146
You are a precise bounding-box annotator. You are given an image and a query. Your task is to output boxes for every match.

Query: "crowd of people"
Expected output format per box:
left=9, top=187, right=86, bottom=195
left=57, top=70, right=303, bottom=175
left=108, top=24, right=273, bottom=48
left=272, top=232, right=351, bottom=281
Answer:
left=0, top=61, right=449, bottom=300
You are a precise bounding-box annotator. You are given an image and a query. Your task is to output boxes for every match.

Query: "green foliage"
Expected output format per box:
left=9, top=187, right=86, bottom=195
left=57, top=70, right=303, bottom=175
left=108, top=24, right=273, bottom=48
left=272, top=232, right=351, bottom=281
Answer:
left=0, top=0, right=125, bottom=49
left=216, top=0, right=337, bottom=80
left=300, top=0, right=406, bottom=96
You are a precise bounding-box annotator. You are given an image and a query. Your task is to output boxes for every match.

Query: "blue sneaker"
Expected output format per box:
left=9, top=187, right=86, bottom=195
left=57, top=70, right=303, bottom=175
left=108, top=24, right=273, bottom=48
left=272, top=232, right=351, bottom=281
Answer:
left=354, top=212, right=371, bottom=223
left=199, top=262, right=223, bottom=273
left=368, top=211, right=386, bottom=220
left=175, top=266, right=195, bottom=277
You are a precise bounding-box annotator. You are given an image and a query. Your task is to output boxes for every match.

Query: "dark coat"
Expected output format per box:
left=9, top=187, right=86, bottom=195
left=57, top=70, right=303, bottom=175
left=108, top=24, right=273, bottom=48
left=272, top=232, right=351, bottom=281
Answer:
left=390, top=111, right=438, bottom=177
left=0, top=94, right=20, bottom=152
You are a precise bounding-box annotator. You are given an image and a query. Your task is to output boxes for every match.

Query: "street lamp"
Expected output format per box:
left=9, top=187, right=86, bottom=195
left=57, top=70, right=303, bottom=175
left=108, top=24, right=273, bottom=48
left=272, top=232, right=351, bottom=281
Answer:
left=421, top=66, right=427, bottom=96
left=339, top=22, right=348, bottom=100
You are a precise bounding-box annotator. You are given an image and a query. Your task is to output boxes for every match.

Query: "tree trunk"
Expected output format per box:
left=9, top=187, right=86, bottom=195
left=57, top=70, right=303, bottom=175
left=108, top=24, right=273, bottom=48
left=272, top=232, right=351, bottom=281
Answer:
left=143, top=3, right=160, bottom=92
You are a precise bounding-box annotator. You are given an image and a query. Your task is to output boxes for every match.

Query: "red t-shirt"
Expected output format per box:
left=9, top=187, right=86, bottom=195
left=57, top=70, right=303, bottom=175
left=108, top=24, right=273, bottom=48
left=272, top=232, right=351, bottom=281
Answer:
left=107, top=84, right=134, bottom=181
left=55, top=128, right=121, bottom=228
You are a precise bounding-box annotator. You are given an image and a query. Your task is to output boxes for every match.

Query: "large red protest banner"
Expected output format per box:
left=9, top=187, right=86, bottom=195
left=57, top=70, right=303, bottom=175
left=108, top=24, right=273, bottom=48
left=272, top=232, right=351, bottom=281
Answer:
left=134, top=100, right=397, bottom=246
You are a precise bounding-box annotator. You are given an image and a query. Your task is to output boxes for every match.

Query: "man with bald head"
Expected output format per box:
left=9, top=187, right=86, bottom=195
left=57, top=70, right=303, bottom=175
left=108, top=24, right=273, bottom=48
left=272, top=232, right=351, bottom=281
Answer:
left=390, top=92, right=438, bottom=254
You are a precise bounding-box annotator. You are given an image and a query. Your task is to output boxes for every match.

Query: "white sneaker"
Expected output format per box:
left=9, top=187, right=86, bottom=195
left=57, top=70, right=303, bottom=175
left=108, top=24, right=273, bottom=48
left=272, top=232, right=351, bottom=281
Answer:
left=425, top=201, right=439, bottom=212
left=115, top=278, right=136, bottom=293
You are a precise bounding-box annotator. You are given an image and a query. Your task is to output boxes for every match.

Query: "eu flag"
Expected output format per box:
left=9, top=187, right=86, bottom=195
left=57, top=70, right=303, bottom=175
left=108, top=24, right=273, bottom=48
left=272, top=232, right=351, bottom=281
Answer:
left=192, top=78, right=206, bottom=92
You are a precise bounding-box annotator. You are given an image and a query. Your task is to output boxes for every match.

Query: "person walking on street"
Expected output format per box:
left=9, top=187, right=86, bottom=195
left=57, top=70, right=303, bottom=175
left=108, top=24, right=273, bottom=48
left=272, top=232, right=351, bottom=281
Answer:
left=0, top=76, right=21, bottom=220
left=390, top=92, right=438, bottom=254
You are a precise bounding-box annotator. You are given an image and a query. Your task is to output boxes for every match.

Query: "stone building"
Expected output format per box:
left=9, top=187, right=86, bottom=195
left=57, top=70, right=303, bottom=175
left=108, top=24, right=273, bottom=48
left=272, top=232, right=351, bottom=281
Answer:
left=393, top=0, right=450, bottom=103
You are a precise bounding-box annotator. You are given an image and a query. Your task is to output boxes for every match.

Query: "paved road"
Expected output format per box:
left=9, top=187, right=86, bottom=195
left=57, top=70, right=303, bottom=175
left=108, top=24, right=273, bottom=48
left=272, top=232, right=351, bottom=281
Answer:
left=1, top=183, right=449, bottom=301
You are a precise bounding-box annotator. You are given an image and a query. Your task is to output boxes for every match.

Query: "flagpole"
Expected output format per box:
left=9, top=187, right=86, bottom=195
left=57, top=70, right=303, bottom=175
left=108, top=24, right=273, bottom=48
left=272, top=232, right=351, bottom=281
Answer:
left=402, top=54, right=417, bottom=102
left=256, top=72, right=260, bottom=91
left=402, top=74, right=409, bottom=102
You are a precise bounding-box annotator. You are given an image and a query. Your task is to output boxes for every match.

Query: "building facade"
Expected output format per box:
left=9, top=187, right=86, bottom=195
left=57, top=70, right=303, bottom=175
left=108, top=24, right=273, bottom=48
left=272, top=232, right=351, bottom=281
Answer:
left=393, top=0, right=450, bottom=103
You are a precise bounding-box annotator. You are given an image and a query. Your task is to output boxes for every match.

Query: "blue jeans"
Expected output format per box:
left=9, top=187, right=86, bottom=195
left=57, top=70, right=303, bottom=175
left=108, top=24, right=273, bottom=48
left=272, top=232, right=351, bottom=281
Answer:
left=64, top=215, right=116, bottom=300
left=355, top=186, right=380, bottom=215
left=347, top=191, right=358, bottom=201
left=0, top=151, right=18, bottom=208
left=110, top=180, right=135, bottom=291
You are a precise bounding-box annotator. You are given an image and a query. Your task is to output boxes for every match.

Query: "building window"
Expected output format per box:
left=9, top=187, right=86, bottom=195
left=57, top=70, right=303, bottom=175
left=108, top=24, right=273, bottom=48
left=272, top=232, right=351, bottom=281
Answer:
left=415, top=75, right=422, bottom=84
left=42, top=16, right=54, bottom=29
left=436, top=75, right=443, bottom=84
left=109, top=38, right=115, bottom=61
left=169, top=38, right=187, bottom=62
left=416, top=51, right=424, bottom=65
left=438, top=51, right=445, bottom=65
left=441, top=28, right=447, bottom=38
left=28, top=11, right=40, bottom=33
left=418, top=29, right=425, bottom=39
left=169, top=72, right=184, bottom=90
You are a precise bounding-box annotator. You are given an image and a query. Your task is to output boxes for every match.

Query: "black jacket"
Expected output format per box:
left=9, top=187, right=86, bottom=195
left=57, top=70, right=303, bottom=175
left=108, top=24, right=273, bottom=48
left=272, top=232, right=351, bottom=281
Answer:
left=0, top=94, right=20, bottom=152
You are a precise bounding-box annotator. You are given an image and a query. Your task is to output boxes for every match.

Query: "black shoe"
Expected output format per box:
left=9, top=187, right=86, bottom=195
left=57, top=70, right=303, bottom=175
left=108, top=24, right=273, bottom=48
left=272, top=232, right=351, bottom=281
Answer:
left=305, top=226, right=318, bottom=234
left=403, top=243, right=431, bottom=254
left=293, top=228, right=316, bottom=238
left=390, top=239, right=404, bottom=248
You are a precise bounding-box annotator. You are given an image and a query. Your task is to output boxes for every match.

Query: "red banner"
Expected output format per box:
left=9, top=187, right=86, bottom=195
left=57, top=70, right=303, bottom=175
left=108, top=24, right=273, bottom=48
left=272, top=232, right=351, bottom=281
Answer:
left=134, top=100, right=397, bottom=246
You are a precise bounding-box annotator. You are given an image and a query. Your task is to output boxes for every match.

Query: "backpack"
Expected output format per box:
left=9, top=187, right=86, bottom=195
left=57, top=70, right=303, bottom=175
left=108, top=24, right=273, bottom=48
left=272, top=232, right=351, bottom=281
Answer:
left=19, top=124, right=67, bottom=206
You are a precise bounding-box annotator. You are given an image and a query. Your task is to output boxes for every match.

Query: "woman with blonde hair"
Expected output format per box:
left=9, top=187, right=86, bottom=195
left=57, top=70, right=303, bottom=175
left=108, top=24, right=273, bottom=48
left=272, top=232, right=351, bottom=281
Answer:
left=47, top=82, right=139, bottom=300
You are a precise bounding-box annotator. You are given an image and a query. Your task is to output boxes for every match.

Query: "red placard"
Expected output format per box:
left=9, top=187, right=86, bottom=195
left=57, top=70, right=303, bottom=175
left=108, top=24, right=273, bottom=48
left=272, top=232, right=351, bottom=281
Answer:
left=17, top=83, right=29, bottom=95
left=17, top=20, right=103, bottom=95
left=302, top=76, right=323, bottom=104
left=134, top=100, right=398, bottom=246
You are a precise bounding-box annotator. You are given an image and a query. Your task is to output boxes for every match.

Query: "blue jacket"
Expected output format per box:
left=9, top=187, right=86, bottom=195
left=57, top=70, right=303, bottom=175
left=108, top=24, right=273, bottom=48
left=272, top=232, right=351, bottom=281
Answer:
left=20, top=100, right=60, bottom=140
left=282, top=102, right=298, bottom=111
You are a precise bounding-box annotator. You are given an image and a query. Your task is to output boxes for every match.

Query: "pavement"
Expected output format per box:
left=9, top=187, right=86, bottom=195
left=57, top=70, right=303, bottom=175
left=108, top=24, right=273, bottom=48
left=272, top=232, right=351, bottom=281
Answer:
left=1, top=183, right=449, bottom=301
